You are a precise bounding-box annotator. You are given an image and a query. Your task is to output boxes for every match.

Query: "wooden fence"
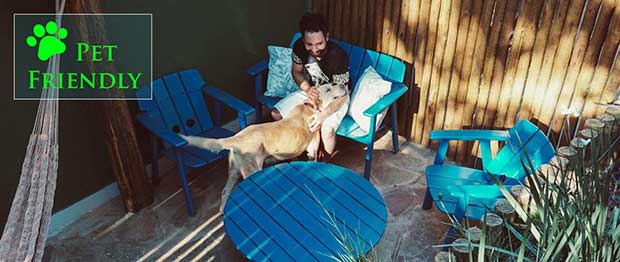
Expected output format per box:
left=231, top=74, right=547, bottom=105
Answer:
left=312, top=0, right=620, bottom=166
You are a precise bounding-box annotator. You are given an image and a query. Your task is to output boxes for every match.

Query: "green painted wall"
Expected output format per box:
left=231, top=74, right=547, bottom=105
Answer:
left=1, top=0, right=306, bottom=233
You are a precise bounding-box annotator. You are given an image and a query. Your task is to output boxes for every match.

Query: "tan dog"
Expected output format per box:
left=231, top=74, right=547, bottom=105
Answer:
left=179, top=83, right=347, bottom=211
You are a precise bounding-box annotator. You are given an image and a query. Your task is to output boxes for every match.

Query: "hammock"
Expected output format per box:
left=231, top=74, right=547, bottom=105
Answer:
left=0, top=0, right=64, bottom=261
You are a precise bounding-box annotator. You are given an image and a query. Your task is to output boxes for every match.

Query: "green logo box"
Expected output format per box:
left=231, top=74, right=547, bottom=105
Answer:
left=14, top=14, right=152, bottom=100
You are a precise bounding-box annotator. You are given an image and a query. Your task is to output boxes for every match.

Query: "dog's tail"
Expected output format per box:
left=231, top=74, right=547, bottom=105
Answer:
left=178, top=134, right=227, bottom=153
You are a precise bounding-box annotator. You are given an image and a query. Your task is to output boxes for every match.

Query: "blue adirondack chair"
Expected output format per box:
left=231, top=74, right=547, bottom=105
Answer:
left=247, top=33, right=408, bottom=179
left=136, top=69, right=254, bottom=216
left=422, top=120, right=555, bottom=242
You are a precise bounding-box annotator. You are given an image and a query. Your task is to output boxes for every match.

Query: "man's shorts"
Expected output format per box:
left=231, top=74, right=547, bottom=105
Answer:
left=274, top=90, right=350, bottom=132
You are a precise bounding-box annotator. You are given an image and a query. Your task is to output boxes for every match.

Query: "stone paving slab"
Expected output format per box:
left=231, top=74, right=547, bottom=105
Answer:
left=45, top=132, right=449, bottom=261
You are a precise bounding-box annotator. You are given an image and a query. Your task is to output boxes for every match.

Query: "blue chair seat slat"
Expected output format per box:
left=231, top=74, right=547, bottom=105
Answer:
left=225, top=196, right=294, bottom=261
left=152, top=79, right=185, bottom=133
left=180, top=69, right=214, bottom=130
left=256, top=94, right=281, bottom=110
left=274, top=163, right=385, bottom=236
left=223, top=208, right=274, bottom=261
left=245, top=175, right=346, bottom=258
left=249, top=166, right=376, bottom=250
left=163, top=73, right=203, bottom=135
left=336, top=116, right=371, bottom=143
left=247, top=58, right=269, bottom=76
left=231, top=184, right=320, bottom=261
left=300, top=162, right=387, bottom=219
left=374, top=54, right=394, bottom=80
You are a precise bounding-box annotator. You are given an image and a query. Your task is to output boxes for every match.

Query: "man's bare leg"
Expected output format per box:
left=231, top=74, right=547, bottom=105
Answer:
left=271, top=109, right=282, bottom=121
left=321, top=126, right=337, bottom=155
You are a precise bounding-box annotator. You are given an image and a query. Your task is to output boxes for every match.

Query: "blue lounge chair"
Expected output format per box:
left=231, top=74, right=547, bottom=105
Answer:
left=248, top=33, right=408, bottom=179
left=136, top=69, right=254, bottom=216
left=422, top=120, right=555, bottom=242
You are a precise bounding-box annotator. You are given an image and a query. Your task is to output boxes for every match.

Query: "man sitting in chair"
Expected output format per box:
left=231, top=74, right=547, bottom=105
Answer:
left=271, top=13, right=350, bottom=161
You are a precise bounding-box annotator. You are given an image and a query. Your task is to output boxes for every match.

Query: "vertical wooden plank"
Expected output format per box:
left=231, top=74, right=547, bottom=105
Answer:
left=420, top=0, right=450, bottom=148
left=451, top=0, right=490, bottom=163
left=367, top=0, right=376, bottom=48
left=581, top=3, right=620, bottom=122
left=414, top=0, right=442, bottom=146
left=335, top=0, right=343, bottom=38
left=388, top=0, right=403, bottom=56
left=536, top=0, right=587, bottom=140
left=459, top=0, right=499, bottom=166
left=549, top=0, right=603, bottom=138
left=323, top=0, right=329, bottom=18
left=381, top=0, right=394, bottom=54
left=342, top=0, right=352, bottom=42
left=432, top=0, right=462, bottom=137
left=359, top=0, right=368, bottom=47
left=444, top=0, right=474, bottom=160
left=395, top=0, right=411, bottom=62
left=530, top=0, right=571, bottom=128
left=404, top=0, right=421, bottom=138
left=350, top=0, right=359, bottom=45
left=567, top=0, right=617, bottom=138
left=500, top=0, right=546, bottom=129
left=411, top=0, right=431, bottom=142
left=328, top=0, right=336, bottom=35
left=405, top=0, right=421, bottom=63
left=375, top=0, right=385, bottom=50
left=519, top=0, right=560, bottom=122
left=464, top=0, right=508, bottom=164
left=477, top=0, right=520, bottom=131
left=597, top=46, right=620, bottom=116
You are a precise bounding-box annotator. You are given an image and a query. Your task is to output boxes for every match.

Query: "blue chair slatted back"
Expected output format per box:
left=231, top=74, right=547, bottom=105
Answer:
left=289, top=33, right=406, bottom=90
left=137, top=69, right=214, bottom=139
left=486, top=120, right=556, bottom=182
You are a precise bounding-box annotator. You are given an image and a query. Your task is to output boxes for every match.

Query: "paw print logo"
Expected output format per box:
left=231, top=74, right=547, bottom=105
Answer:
left=26, top=21, right=68, bottom=61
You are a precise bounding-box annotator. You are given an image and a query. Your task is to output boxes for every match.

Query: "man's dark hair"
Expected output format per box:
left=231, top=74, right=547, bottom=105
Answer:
left=299, top=13, right=329, bottom=35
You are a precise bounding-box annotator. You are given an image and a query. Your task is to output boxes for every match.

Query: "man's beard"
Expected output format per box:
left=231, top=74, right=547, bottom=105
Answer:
left=309, top=48, right=326, bottom=58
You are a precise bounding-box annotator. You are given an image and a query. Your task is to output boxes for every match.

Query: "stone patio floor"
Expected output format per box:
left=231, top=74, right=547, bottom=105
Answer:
left=44, top=132, right=450, bottom=261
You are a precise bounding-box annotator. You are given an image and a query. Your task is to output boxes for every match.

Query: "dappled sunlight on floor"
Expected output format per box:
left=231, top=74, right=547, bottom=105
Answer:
left=45, top=132, right=449, bottom=261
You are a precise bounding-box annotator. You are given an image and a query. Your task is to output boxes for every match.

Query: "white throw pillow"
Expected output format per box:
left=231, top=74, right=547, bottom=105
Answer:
left=265, top=46, right=299, bottom=97
left=347, top=66, right=392, bottom=132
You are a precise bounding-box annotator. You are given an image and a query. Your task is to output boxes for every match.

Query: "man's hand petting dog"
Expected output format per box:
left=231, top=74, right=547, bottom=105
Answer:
left=309, top=111, right=328, bottom=132
left=305, top=86, right=320, bottom=101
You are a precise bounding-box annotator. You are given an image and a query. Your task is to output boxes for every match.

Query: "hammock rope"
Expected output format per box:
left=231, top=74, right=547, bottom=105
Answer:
left=0, top=0, right=64, bottom=261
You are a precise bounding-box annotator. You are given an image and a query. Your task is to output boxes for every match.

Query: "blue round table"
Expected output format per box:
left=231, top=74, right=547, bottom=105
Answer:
left=223, top=161, right=387, bottom=261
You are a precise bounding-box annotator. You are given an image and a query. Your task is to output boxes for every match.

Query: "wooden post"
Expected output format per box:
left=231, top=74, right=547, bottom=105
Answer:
left=68, top=0, right=153, bottom=212
left=435, top=251, right=457, bottom=262
left=481, top=213, right=504, bottom=249
left=451, top=238, right=474, bottom=261
left=465, top=226, right=481, bottom=243
left=495, top=199, right=516, bottom=224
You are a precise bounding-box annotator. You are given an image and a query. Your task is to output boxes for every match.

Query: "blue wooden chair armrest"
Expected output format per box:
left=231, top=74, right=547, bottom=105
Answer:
left=137, top=112, right=187, bottom=147
left=247, top=58, right=269, bottom=76
left=431, top=130, right=507, bottom=166
left=202, top=86, right=255, bottom=128
left=430, top=130, right=510, bottom=141
left=363, top=83, right=408, bottom=117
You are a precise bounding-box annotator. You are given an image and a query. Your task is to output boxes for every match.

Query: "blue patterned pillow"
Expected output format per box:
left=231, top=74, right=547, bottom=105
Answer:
left=265, top=46, right=299, bottom=97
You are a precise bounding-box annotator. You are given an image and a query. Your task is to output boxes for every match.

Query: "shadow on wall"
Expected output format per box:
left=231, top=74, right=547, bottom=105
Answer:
left=316, top=0, right=620, bottom=164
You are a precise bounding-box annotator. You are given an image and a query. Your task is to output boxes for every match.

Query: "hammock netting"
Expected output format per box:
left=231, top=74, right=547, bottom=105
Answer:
left=0, top=1, right=64, bottom=261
